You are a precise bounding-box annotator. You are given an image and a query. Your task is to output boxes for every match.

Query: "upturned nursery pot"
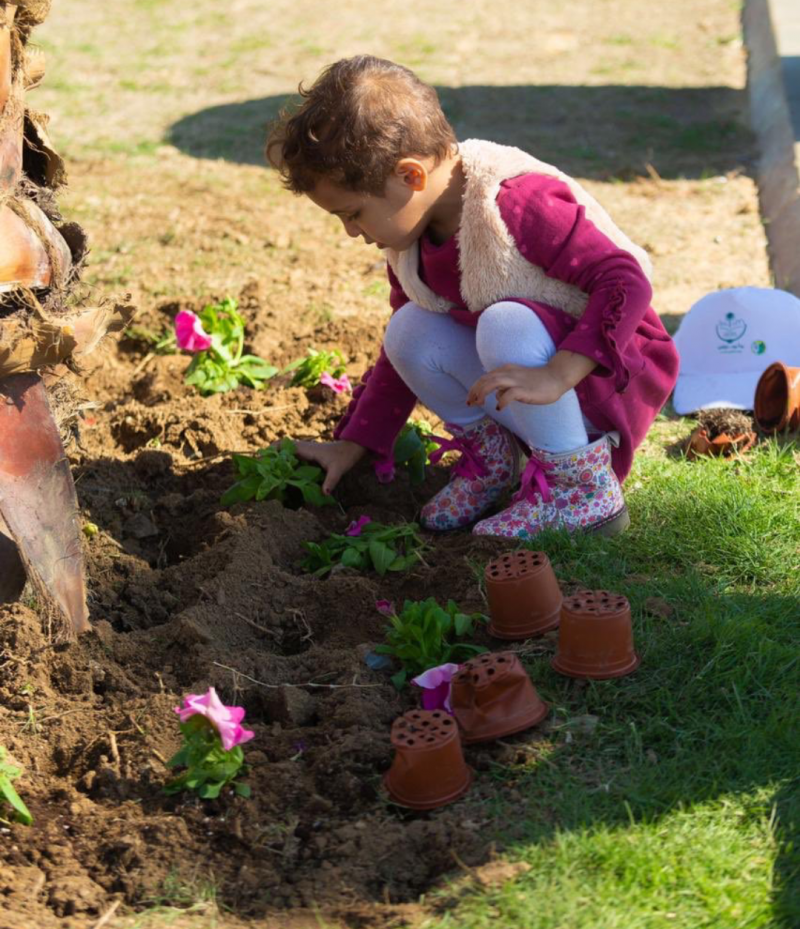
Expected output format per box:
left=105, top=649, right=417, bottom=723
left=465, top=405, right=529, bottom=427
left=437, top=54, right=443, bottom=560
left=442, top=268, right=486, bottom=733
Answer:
left=552, top=590, right=639, bottom=679
left=484, top=550, right=562, bottom=639
left=685, top=427, right=756, bottom=459
left=384, top=709, right=471, bottom=810
left=754, top=362, right=800, bottom=433
left=451, top=651, right=549, bottom=743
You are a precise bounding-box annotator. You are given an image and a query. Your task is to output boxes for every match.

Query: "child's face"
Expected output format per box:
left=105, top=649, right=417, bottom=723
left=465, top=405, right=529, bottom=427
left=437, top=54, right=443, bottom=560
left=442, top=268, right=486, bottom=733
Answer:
left=307, top=161, right=432, bottom=252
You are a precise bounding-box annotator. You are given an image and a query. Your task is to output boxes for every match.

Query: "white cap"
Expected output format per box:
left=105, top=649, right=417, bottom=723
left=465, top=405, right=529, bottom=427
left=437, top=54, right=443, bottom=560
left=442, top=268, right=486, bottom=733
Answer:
left=673, top=287, right=800, bottom=414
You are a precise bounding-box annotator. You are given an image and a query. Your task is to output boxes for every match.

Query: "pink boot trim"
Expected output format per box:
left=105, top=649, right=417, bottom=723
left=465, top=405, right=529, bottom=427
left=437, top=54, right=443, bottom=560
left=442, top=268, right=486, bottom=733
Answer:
left=472, top=435, right=628, bottom=540
left=421, top=417, right=519, bottom=531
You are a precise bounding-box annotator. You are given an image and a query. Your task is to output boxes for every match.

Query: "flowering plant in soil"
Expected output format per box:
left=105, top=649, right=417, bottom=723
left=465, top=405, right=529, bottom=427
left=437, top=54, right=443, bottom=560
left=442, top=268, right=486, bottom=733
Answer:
left=176, top=297, right=278, bottom=395
left=375, top=419, right=438, bottom=485
left=0, top=748, right=32, bottom=825
left=165, top=688, right=254, bottom=799
left=374, top=598, right=488, bottom=689
left=221, top=438, right=335, bottom=508
left=281, top=347, right=347, bottom=389
left=301, top=518, right=428, bottom=578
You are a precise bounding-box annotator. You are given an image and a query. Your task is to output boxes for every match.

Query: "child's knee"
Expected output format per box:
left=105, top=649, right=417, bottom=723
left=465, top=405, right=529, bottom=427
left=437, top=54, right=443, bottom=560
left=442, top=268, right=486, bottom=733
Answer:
left=383, top=302, right=422, bottom=365
left=476, top=301, right=556, bottom=369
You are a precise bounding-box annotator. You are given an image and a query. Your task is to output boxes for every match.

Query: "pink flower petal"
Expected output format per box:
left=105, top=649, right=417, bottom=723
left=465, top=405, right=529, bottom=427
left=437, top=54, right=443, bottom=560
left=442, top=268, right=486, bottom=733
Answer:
left=174, top=686, right=254, bottom=750
left=345, top=515, right=372, bottom=536
left=175, top=311, right=212, bottom=353
left=320, top=372, right=351, bottom=394
left=375, top=599, right=395, bottom=616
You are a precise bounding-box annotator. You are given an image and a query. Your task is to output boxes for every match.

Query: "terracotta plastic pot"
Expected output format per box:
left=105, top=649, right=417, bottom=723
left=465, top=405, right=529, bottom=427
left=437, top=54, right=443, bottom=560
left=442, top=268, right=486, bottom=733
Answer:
left=685, top=427, right=756, bottom=459
left=551, top=590, right=640, bottom=680
left=383, top=709, right=471, bottom=810
left=451, top=651, right=549, bottom=743
left=754, top=362, right=800, bottom=433
left=485, top=550, right=562, bottom=639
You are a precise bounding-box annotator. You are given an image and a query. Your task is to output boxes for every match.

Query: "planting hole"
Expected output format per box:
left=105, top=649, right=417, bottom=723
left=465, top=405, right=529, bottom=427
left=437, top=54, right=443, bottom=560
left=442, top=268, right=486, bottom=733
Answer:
left=487, top=668, right=495, bottom=675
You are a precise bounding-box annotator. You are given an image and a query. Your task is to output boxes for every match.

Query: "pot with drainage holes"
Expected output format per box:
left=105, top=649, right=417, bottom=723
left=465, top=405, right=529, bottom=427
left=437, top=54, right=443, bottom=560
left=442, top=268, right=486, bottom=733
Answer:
left=754, top=362, right=800, bottom=433
left=551, top=590, right=640, bottom=680
left=383, top=709, right=472, bottom=810
left=484, top=550, right=562, bottom=639
left=450, top=651, right=549, bottom=743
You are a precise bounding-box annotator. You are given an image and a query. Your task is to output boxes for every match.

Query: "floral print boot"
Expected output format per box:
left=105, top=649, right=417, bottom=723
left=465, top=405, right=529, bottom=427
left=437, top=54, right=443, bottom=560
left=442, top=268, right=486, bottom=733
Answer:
left=472, top=435, right=629, bottom=540
left=420, top=416, right=520, bottom=531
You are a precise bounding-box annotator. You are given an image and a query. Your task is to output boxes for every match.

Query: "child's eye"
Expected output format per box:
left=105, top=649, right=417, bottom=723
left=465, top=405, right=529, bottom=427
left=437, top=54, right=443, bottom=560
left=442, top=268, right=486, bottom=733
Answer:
left=348, top=212, right=360, bottom=222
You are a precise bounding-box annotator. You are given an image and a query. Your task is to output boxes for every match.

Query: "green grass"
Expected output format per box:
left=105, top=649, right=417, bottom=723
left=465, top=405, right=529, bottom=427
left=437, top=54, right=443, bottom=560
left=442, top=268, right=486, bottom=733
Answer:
left=422, top=429, right=799, bottom=928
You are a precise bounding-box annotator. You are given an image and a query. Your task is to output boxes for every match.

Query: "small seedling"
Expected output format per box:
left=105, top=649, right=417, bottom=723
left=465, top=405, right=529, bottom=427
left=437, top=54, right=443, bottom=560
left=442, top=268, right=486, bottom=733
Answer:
left=374, top=598, right=488, bottom=689
left=221, top=438, right=334, bottom=509
left=125, top=324, right=178, bottom=354
left=0, top=748, right=33, bottom=825
left=177, top=298, right=278, bottom=395
left=301, top=518, right=428, bottom=578
left=281, top=347, right=346, bottom=389
left=393, top=419, right=438, bottom=485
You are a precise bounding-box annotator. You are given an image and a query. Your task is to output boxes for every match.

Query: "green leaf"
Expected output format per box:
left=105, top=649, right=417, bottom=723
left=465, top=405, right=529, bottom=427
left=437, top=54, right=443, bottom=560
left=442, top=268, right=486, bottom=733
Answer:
left=298, top=482, right=330, bottom=507
left=454, top=612, right=471, bottom=636
left=341, top=546, right=364, bottom=568
left=391, top=668, right=408, bottom=690
left=368, top=539, right=396, bottom=576
left=197, top=781, right=223, bottom=800
left=234, top=782, right=252, bottom=798
left=221, top=473, right=262, bottom=506
left=0, top=775, right=32, bottom=826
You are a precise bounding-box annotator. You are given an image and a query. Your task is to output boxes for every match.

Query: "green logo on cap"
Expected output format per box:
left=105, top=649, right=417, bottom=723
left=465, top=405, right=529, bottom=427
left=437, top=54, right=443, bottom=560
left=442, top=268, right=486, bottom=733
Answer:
left=751, top=340, right=766, bottom=355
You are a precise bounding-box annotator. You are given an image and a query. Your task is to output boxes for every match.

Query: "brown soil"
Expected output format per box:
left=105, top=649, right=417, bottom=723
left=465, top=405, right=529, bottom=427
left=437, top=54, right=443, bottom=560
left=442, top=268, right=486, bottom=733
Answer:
left=0, top=287, right=554, bottom=929
left=0, top=0, right=773, bottom=926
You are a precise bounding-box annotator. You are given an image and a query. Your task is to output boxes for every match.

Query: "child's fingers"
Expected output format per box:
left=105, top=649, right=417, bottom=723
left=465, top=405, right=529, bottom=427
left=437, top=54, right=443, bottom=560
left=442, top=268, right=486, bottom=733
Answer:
left=322, top=461, right=344, bottom=495
left=470, top=373, right=515, bottom=406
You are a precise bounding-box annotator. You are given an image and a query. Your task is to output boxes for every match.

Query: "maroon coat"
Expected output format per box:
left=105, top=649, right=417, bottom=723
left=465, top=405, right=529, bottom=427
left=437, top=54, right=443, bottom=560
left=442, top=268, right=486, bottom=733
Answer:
left=334, top=173, right=679, bottom=481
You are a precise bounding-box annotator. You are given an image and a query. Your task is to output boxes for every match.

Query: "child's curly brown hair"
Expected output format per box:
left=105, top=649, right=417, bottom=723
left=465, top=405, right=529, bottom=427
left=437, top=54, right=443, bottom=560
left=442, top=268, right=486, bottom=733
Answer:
left=266, top=55, right=457, bottom=195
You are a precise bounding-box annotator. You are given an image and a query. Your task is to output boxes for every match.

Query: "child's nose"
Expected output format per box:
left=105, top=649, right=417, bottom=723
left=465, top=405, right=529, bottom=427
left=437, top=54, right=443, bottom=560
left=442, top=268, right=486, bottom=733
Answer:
left=342, top=220, right=360, bottom=238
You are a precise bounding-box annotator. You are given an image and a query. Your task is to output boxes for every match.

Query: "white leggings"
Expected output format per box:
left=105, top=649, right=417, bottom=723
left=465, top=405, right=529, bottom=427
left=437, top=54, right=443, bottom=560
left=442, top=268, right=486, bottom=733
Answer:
left=384, top=301, right=591, bottom=453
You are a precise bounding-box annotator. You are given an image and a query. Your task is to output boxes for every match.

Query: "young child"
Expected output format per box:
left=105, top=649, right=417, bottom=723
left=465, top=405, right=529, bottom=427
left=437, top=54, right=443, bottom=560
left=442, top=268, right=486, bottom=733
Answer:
left=266, top=55, right=679, bottom=540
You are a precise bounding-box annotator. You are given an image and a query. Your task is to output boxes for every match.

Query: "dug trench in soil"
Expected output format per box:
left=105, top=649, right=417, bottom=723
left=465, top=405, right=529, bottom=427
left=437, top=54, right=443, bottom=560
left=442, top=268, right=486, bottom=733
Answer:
left=0, top=280, right=574, bottom=928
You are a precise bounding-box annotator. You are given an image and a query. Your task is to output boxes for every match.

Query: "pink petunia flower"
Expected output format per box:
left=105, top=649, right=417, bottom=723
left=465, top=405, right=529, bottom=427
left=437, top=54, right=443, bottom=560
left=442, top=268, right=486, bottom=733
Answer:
left=320, top=371, right=352, bottom=394
left=174, top=310, right=213, bottom=353
left=375, top=599, right=395, bottom=616
left=345, top=515, right=372, bottom=536
left=174, top=686, right=254, bottom=751
left=411, top=663, right=461, bottom=713
left=373, top=458, right=395, bottom=484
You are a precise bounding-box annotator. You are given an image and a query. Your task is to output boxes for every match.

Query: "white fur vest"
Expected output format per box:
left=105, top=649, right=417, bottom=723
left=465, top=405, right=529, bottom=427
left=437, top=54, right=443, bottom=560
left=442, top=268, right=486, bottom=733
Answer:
left=385, top=139, right=653, bottom=318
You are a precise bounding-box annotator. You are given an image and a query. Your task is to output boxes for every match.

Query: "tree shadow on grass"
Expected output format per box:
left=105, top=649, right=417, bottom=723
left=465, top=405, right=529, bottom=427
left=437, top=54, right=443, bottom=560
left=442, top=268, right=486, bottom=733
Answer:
left=167, top=84, right=756, bottom=182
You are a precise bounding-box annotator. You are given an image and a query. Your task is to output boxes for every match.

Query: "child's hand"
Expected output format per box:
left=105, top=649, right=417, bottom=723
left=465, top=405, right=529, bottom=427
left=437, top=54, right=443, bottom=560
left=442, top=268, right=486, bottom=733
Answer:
left=467, top=364, right=569, bottom=410
left=293, top=439, right=367, bottom=495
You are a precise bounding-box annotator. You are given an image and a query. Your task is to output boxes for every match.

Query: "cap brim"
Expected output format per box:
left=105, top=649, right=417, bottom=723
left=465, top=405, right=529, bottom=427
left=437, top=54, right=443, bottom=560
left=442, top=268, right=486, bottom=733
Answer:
left=673, top=370, right=762, bottom=414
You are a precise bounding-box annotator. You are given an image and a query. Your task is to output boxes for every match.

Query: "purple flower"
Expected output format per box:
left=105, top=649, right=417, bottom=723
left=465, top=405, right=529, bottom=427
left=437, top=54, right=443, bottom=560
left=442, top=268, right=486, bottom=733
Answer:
left=411, top=663, right=461, bottom=713
left=345, top=515, right=371, bottom=536
left=174, top=310, right=212, bottom=353
left=320, top=372, right=352, bottom=393
left=375, top=599, right=395, bottom=616
left=373, top=458, right=395, bottom=484
left=174, top=687, right=254, bottom=751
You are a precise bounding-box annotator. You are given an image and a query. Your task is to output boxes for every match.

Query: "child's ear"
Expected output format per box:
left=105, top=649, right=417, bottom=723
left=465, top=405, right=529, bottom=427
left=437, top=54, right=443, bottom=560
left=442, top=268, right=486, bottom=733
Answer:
left=395, top=159, right=427, bottom=192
